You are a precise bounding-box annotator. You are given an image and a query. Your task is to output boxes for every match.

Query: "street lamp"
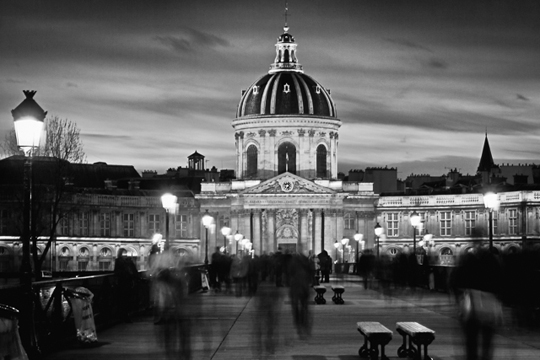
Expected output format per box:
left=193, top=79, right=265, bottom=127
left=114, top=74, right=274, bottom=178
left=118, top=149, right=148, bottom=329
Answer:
left=221, top=226, right=231, bottom=254
left=234, top=231, right=243, bottom=255
left=410, top=211, right=421, bottom=255
left=341, top=238, right=349, bottom=263
left=374, top=222, right=384, bottom=258
left=354, top=233, right=364, bottom=272
left=161, top=193, right=177, bottom=251
left=202, top=210, right=214, bottom=266
left=484, top=192, right=499, bottom=251
left=12, top=90, right=47, bottom=358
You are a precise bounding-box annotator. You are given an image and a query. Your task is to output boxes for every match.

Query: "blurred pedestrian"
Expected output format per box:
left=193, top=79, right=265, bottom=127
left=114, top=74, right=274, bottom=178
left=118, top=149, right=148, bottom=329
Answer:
left=288, top=249, right=312, bottom=339
left=252, top=281, right=283, bottom=358
left=308, top=250, right=320, bottom=285
left=452, top=245, right=503, bottom=360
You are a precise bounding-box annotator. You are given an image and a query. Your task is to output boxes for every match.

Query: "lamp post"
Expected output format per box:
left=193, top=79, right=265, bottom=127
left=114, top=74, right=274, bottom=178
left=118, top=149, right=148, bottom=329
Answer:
left=12, top=90, right=47, bottom=358
left=202, top=210, right=213, bottom=266
left=221, top=226, right=231, bottom=254
left=161, top=193, right=177, bottom=251
left=410, top=211, right=421, bottom=255
left=374, top=223, right=383, bottom=258
left=354, top=233, right=364, bottom=274
left=484, top=192, right=499, bottom=251
left=333, top=240, right=339, bottom=267
left=341, top=238, right=349, bottom=263
left=234, top=231, right=243, bottom=256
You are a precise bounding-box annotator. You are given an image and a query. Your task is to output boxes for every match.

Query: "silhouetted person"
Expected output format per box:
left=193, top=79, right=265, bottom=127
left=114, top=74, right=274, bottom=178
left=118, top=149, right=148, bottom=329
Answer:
left=252, top=281, right=283, bottom=358
left=452, top=245, right=503, bottom=360
left=114, top=249, right=139, bottom=322
left=318, top=250, right=332, bottom=283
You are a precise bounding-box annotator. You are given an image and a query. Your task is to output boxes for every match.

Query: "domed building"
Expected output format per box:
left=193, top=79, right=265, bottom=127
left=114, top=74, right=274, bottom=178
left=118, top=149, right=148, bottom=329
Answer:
left=198, top=24, right=377, bottom=257
left=233, top=25, right=341, bottom=180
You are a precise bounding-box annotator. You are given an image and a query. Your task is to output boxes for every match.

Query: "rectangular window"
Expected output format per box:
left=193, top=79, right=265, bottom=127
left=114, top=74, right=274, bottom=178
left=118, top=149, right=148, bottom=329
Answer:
left=492, top=211, right=498, bottom=235
left=99, top=261, right=111, bottom=271
left=440, top=211, right=452, bottom=236
left=59, top=217, right=69, bottom=236
left=0, top=209, right=9, bottom=234
left=148, top=214, right=160, bottom=235
left=78, top=261, right=88, bottom=271
left=386, top=213, right=399, bottom=237
left=508, top=209, right=518, bottom=235
left=100, top=213, right=111, bottom=237
left=79, top=212, right=89, bottom=236
left=344, top=212, right=355, bottom=230
left=464, top=211, right=476, bottom=236
left=123, top=213, right=134, bottom=237
left=175, top=214, right=189, bottom=238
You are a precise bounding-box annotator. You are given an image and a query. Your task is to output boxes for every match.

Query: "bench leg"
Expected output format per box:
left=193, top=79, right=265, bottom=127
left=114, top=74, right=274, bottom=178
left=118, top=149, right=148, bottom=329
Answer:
left=358, top=335, right=369, bottom=358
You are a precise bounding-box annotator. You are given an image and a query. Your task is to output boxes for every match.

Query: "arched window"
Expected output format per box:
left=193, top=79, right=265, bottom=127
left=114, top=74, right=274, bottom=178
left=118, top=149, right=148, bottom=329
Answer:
left=278, top=142, right=296, bottom=175
left=316, top=144, right=327, bottom=178
left=246, top=145, right=258, bottom=178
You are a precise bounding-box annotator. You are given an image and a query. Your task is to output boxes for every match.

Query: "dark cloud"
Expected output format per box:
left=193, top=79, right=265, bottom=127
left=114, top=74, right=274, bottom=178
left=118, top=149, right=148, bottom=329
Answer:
left=516, top=94, right=529, bottom=101
left=427, top=58, right=448, bottom=69
left=84, top=133, right=133, bottom=141
left=154, top=28, right=230, bottom=54
left=385, top=38, right=433, bottom=53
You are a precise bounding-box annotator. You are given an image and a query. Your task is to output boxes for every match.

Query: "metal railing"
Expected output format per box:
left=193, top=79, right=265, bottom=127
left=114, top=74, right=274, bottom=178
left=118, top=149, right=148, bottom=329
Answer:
left=0, top=264, right=204, bottom=357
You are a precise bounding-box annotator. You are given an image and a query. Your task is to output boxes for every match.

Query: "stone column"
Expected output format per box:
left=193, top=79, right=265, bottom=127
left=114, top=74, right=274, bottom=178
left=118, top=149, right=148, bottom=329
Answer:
left=268, top=129, right=277, bottom=176
left=252, top=210, right=262, bottom=255
left=312, top=209, right=320, bottom=254
left=267, top=209, right=276, bottom=252
left=299, top=209, right=309, bottom=252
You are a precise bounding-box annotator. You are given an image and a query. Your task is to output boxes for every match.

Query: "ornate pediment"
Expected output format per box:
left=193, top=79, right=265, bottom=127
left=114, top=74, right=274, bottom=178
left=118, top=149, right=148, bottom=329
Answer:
left=241, top=172, right=335, bottom=195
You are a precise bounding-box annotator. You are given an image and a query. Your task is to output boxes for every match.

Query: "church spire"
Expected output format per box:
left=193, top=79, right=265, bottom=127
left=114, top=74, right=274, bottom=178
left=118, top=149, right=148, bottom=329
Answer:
left=477, top=133, right=495, bottom=173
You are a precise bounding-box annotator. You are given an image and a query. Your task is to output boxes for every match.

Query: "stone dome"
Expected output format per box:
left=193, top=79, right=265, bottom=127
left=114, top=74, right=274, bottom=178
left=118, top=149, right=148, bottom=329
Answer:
left=236, top=27, right=337, bottom=119
left=237, top=72, right=336, bottom=118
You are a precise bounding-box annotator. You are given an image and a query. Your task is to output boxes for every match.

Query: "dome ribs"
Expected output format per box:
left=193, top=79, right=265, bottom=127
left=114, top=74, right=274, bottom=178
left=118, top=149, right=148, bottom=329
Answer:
left=291, top=73, right=304, bottom=115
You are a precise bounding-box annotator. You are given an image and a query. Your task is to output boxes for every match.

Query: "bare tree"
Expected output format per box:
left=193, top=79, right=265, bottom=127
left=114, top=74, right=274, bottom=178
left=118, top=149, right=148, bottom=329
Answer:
left=42, top=116, right=86, bottom=163
left=0, top=129, right=21, bottom=157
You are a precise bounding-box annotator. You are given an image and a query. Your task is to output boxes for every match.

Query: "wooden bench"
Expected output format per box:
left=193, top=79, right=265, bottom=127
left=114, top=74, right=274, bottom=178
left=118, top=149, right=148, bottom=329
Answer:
left=331, top=285, right=345, bottom=304
left=396, top=322, right=435, bottom=360
left=357, top=321, right=393, bottom=360
left=313, top=285, right=326, bottom=304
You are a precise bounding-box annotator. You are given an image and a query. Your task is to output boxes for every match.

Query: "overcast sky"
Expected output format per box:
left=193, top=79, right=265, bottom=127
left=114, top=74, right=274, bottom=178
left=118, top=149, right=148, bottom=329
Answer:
left=1, top=0, right=539, bottom=179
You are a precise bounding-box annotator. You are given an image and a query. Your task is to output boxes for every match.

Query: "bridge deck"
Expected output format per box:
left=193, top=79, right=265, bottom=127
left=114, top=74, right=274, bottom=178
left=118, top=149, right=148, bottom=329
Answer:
left=43, top=276, right=540, bottom=360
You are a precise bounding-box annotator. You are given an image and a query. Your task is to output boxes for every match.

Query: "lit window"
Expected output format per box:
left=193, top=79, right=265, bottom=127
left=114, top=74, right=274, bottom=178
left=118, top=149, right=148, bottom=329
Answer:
left=464, top=211, right=476, bottom=236
left=508, top=208, right=518, bottom=235
left=253, top=85, right=259, bottom=95
left=148, top=214, right=161, bottom=235
left=79, top=212, right=89, bottom=236
left=440, top=211, right=452, bottom=236
left=99, top=213, right=110, bottom=237
left=315, top=85, right=321, bottom=94
left=175, top=214, right=189, bottom=238
left=386, top=213, right=399, bottom=237
left=344, top=212, right=355, bottom=230
left=123, top=213, right=134, bottom=237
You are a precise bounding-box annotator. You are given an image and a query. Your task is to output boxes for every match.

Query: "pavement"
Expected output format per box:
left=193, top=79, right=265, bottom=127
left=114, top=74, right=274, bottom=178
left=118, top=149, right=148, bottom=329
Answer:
left=42, top=275, right=540, bottom=359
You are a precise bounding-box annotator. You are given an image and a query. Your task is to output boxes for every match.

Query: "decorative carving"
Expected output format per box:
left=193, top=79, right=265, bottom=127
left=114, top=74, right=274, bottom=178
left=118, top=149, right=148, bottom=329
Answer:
left=281, top=130, right=294, bottom=136
left=258, top=129, right=266, bottom=137
left=235, top=131, right=245, bottom=140
left=319, top=132, right=326, bottom=137
left=276, top=209, right=299, bottom=241
left=269, top=129, right=277, bottom=137
left=246, top=132, right=256, bottom=138
left=329, top=132, right=335, bottom=139
left=308, top=129, right=316, bottom=137
left=298, top=129, right=305, bottom=137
